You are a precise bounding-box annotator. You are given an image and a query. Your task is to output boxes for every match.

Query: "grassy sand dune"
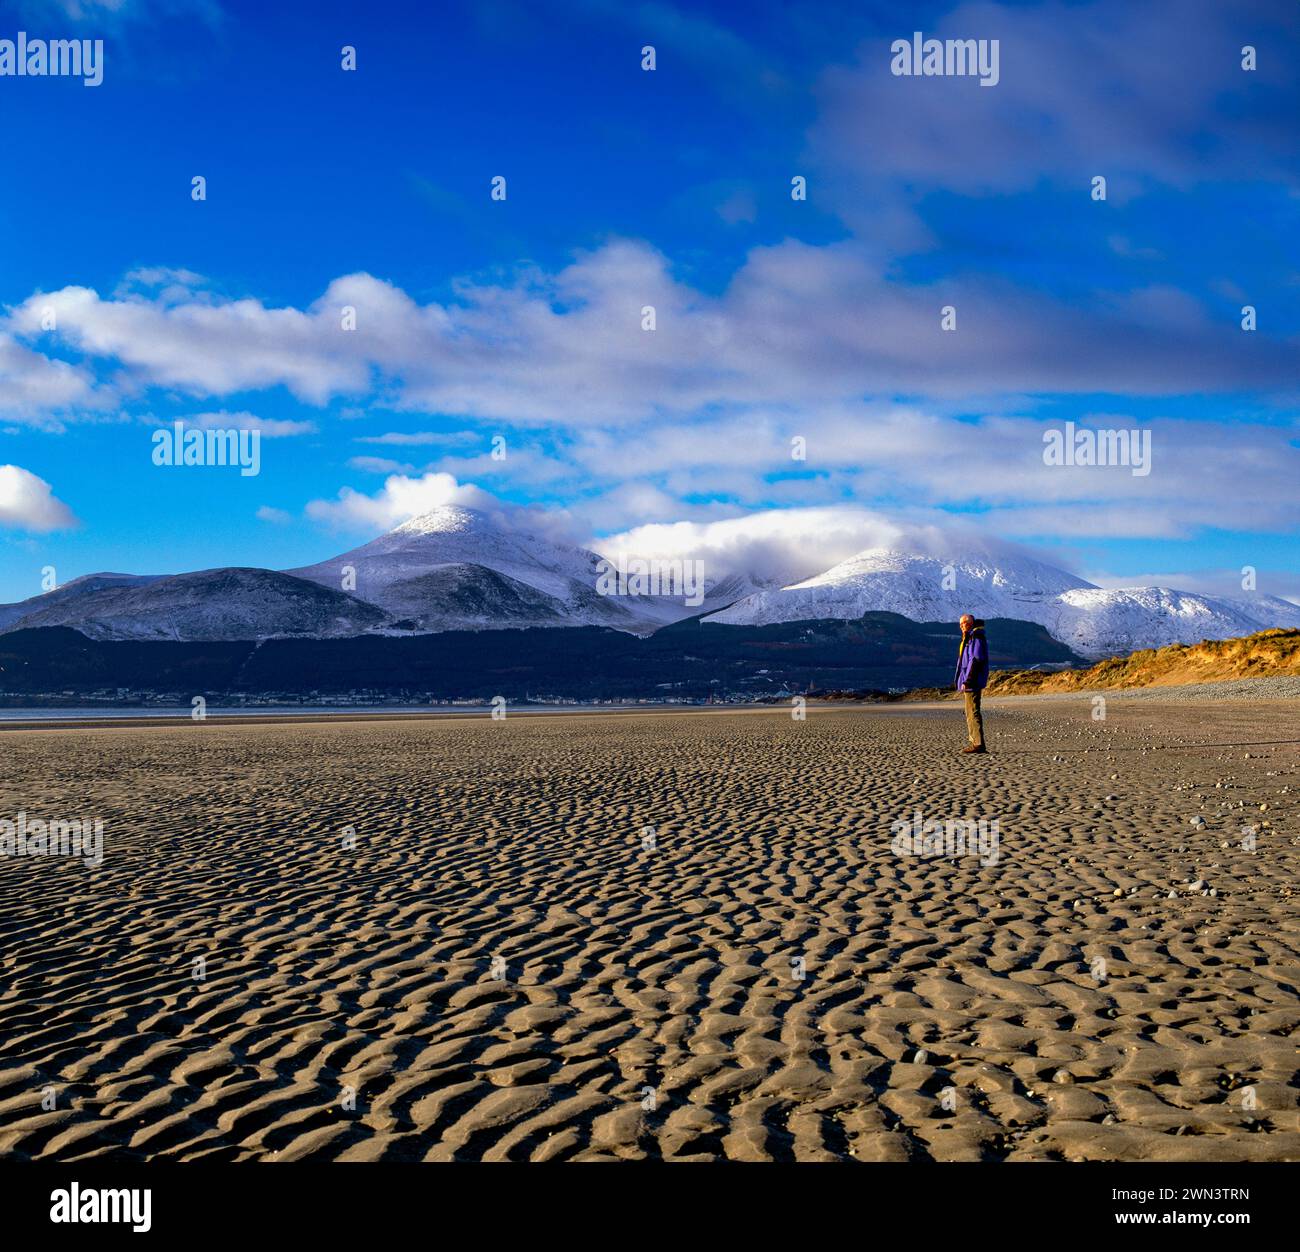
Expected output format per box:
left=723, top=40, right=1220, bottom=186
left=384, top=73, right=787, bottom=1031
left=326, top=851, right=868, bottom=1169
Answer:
left=988, top=627, right=1300, bottom=695
left=0, top=700, right=1297, bottom=1162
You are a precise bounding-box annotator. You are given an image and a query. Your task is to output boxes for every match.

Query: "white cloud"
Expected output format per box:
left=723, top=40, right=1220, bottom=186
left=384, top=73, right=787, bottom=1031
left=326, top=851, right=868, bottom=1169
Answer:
left=561, top=404, right=1300, bottom=540
left=0, top=465, right=78, bottom=531
left=579, top=481, right=693, bottom=533
left=0, top=332, right=106, bottom=425
left=9, top=238, right=1295, bottom=556
left=300, top=398, right=1300, bottom=552
left=255, top=505, right=292, bottom=525
left=356, top=432, right=472, bottom=447
left=10, top=238, right=1295, bottom=432
left=182, top=411, right=317, bottom=438
left=594, top=506, right=1048, bottom=587
left=303, top=470, right=589, bottom=550
left=304, top=471, right=498, bottom=531
left=9, top=283, right=369, bottom=404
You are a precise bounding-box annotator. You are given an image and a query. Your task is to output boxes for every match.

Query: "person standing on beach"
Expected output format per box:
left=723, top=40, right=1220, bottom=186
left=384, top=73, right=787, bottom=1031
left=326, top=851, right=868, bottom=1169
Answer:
left=955, top=614, right=989, bottom=754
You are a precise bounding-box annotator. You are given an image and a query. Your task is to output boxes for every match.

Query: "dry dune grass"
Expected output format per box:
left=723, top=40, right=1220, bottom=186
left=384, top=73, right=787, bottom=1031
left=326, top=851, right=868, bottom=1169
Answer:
left=988, top=629, right=1300, bottom=695
left=0, top=700, right=1297, bottom=1162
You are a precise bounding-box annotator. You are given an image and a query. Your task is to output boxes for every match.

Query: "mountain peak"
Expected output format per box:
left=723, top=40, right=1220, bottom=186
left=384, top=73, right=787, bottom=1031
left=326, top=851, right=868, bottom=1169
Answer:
left=389, top=503, right=489, bottom=538
left=793, top=545, right=1095, bottom=595
left=289, top=504, right=652, bottom=634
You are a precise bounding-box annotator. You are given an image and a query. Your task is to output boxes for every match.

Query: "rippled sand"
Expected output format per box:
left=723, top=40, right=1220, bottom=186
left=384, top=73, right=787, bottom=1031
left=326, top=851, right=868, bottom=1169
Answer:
left=1, top=699, right=1297, bottom=1162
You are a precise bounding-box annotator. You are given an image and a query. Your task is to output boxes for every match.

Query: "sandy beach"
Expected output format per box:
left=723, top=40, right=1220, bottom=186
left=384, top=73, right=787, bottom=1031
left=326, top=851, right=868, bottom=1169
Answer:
left=1, top=696, right=1297, bottom=1162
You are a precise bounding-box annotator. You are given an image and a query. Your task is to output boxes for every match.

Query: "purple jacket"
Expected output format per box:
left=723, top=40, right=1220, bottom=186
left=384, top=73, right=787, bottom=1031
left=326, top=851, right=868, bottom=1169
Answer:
left=954, top=626, right=989, bottom=691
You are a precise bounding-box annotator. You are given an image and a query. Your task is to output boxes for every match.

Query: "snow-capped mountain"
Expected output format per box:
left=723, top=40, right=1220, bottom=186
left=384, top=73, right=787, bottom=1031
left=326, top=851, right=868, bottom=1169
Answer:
left=704, top=547, right=1300, bottom=658
left=708, top=548, right=1090, bottom=625
left=289, top=504, right=651, bottom=633
left=0, top=572, right=163, bottom=631
left=289, top=504, right=755, bottom=633
left=1, top=569, right=387, bottom=641
left=3, top=507, right=1296, bottom=655
left=0, top=506, right=761, bottom=642
left=1044, top=587, right=1300, bottom=659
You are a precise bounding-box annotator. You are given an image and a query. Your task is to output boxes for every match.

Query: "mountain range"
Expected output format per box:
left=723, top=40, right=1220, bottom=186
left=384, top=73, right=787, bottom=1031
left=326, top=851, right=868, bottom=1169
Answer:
left=1, top=504, right=1296, bottom=661
left=705, top=547, right=1300, bottom=658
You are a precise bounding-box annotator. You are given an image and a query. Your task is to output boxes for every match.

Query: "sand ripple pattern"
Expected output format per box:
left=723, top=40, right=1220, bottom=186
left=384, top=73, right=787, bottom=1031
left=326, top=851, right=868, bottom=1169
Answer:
left=0, top=701, right=1297, bottom=1161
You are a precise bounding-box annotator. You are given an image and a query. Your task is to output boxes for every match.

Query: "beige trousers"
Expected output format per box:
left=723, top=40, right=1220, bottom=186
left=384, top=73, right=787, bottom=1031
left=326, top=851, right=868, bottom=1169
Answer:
left=963, top=689, right=985, bottom=748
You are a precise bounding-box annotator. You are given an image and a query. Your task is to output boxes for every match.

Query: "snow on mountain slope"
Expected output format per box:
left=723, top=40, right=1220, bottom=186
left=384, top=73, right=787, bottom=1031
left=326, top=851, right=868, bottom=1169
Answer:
left=0, top=508, right=772, bottom=642
left=4, top=568, right=387, bottom=641
left=705, top=549, right=1088, bottom=628
left=377, top=563, right=574, bottom=630
left=704, top=547, right=1300, bottom=658
left=1047, top=587, right=1300, bottom=658
left=6, top=509, right=1295, bottom=654
left=0, top=572, right=163, bottom=631
left=291, top=504, right=653, bottom=633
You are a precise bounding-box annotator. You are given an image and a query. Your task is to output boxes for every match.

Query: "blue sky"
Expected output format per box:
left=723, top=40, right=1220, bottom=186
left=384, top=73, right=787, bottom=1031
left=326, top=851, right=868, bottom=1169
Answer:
left=1, top=0, right=1297, bottom=604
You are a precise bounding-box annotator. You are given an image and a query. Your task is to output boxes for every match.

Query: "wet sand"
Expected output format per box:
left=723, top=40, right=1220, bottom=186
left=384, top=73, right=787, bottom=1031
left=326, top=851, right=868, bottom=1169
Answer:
left=0, top=698, right=1297, bottom=1161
